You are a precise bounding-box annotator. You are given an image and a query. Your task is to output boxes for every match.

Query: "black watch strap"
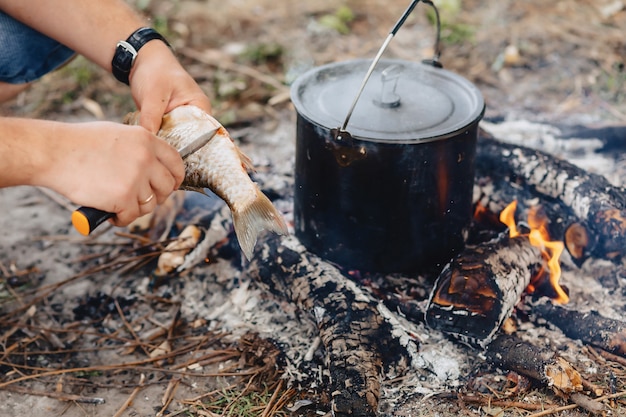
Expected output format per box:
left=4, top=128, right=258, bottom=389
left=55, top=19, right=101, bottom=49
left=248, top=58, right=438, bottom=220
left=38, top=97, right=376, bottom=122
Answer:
left=111, top=27, right=170, bottom=85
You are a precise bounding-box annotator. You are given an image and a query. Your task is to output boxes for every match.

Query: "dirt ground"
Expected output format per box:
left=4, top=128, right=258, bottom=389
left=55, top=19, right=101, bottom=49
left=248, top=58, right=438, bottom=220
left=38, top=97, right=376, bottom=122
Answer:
left=1, top=1, right=626, bottom=416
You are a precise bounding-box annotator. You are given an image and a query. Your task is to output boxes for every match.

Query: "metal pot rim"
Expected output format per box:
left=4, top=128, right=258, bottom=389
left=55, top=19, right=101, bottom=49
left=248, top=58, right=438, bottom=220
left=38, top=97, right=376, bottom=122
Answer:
left=291, top=58, right=485, bottom=143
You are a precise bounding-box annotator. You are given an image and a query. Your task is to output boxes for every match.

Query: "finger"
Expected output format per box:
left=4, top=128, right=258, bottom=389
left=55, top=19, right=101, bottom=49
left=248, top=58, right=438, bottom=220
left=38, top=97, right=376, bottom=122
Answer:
left=149, top=165, right=179, bottom=205
left=139, top=106, right=167, bottom=134
left=137, top=190, right=158, bottom=216
left=186, top=96, right=213, bottom=115
left=110, top=208, right=139, bottom=228
left=139, top=95, right=170, bottom=133
left=153, top=139, right=186, bottom=190
left=109, top=189, right=156, bottom=227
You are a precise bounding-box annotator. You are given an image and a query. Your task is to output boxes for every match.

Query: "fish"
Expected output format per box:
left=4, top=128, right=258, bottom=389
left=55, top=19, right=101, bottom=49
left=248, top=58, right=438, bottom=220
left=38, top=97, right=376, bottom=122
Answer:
left=123, top=105, right=288, bottom=260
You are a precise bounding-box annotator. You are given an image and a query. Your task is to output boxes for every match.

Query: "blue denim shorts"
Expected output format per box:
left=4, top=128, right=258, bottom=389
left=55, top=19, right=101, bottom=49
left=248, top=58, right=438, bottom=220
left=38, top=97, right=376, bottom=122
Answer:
left=0, top=10, right=75, bottom=84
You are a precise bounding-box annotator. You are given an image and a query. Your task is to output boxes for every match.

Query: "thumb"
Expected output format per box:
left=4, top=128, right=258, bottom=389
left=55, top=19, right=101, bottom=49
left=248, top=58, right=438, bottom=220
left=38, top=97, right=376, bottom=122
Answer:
left=138, top=97, right=168, bottom=133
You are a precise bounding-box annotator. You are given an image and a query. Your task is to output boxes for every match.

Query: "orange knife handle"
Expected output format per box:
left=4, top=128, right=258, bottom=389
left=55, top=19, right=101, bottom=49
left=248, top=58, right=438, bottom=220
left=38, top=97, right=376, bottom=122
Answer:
left=72, top=206, right=114, bottom=236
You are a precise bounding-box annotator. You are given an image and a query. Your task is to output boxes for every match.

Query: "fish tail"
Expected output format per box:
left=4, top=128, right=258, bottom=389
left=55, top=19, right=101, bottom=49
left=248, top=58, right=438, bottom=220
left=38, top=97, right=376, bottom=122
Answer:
left=232, top=188, right=288, bottom=260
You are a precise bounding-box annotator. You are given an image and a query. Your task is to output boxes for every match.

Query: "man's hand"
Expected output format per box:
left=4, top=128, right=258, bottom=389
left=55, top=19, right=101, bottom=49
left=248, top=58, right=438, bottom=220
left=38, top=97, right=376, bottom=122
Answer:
left=128, top=41, right=212, bottom=133
left=38, top=121, right=185, bottom=227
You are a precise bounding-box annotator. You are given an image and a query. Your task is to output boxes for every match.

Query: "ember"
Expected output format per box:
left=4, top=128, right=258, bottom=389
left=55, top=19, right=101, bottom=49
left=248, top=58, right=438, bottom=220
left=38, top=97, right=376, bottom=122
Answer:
left=499, top=200, right=569, bottom=303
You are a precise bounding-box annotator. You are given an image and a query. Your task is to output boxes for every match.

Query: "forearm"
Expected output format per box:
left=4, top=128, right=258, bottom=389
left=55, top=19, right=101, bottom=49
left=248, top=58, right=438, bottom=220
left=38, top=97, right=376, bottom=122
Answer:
left=0, top=0, right=148, bottom=71
left=0, top=116, right=184, bottom=221
left=0, top=117, right=59, bottom=188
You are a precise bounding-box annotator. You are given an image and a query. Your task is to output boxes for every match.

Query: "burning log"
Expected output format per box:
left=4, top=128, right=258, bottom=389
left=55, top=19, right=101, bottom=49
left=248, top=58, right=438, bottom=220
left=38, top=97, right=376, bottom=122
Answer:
left=476, top=135, right=626, bottom=263
left=473, top=169, right=582, bottom=254
left=530, top=300, right=626, bottom=357
left=425, top=231, right=543, bottom=348
left=245, top=234, right=418, bottom=417
left=485, top=334, right=583, bottom=394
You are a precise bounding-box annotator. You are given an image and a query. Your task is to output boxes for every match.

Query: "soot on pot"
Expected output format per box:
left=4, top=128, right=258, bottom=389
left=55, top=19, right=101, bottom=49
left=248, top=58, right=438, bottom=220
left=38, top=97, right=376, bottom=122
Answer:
left=291, top=59, right=485, bottom=273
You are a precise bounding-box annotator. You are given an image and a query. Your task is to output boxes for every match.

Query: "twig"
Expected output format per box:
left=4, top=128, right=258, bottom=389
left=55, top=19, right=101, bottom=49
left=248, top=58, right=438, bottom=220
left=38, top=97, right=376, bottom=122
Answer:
left=592, top=346, right=626, bottom=367
left=181, top=382, right=239, bottom=404
left=441, top=393, right=553, bottom=411
left=526, top=390, right=626, bottom=417
left=274, top=388, right=297, bottom=414
left=166, top=408, right=191, bottom=417
left=0, top=358, right=264, bottom=390
left=527, top=403, right=578, bottom=417
left=156, top=378, right=180, bottom=417
left=112, top=373, right=146, bottom=417
left=0, top=260, right=10, bottom=276
left=172, top=349, right=240, bottom=371
left=178, top=47, right=288, bottom=93
left=570, top=392, right=605, bottom=414
left=114, top=231, right=155, bottom=245
left=1, top=385, right=105, bottom=404
left=113, top=299, right=153, bottom=357
left=581, top=378, right=604, bottom=397
left=2, top=277, right=25, bottom=307
left=222, top=374, right=258, bottom=416
left=261, top=379, right=284, bottom=417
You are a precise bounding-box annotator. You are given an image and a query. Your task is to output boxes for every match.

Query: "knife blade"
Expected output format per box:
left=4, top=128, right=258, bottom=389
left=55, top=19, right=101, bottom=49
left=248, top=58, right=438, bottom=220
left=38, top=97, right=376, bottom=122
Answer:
left=71, top=127, right=219, bottom=236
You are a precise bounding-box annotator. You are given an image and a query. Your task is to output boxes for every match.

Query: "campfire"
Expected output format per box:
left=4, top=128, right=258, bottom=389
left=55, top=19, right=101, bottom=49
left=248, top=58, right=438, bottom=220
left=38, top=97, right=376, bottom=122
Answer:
left=501, top=200, right=569, bottom=304
left=1, top=118, right=625, bottom=416
left=237, top=122, right=626, bottom=416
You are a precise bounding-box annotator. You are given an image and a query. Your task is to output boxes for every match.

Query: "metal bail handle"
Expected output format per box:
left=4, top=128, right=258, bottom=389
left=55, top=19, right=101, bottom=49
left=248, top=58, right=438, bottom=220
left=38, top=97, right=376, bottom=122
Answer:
left=333, top=0, right=443, bottom=141
left=421, top=0, right=443, bottom=68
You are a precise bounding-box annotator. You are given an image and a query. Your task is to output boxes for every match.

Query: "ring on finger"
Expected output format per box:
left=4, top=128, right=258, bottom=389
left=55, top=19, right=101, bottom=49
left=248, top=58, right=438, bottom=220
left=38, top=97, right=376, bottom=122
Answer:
left=139, top=193, right=155, bottom=205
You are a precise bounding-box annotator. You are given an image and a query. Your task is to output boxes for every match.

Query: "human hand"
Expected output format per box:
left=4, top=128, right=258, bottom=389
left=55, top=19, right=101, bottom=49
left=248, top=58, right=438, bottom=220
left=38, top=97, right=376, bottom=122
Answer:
left=39, top=121, right=185, bottom=227
left=128, top=41, right=212, bottom=133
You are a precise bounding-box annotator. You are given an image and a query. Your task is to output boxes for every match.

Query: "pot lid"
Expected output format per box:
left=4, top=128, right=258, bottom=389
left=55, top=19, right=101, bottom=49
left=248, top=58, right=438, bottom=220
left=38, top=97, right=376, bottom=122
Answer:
left=290, top=59, right=485, bottom=143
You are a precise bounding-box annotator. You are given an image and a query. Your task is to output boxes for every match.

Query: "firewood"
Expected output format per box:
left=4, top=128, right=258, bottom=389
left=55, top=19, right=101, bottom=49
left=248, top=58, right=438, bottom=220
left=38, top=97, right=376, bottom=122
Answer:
left=473, top=172, right=585, bottom=256
left=529, top=299, right=626, bottom=357
left=485, top=334, right=583, bottom=394
left=426, top=232, right=543, bottom=348
left=476, top=135, right=626, bottom=263
left=245, top=234, right=418, bottom=417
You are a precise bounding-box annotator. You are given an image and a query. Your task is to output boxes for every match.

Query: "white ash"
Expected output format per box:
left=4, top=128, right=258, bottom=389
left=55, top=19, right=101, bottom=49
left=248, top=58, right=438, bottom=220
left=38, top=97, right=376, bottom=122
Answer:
left=481, top=119, right=624, bottom=186
left=559, top=259, right=626, bottom=321
left=179, top=258, right=321, bottom=384
left=173, top=114, right=625, bottom=408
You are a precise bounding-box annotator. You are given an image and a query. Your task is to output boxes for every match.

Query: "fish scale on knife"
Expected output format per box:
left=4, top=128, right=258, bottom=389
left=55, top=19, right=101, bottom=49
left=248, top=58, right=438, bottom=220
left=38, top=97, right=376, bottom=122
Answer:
left=123, top=105, right=288, bottom=259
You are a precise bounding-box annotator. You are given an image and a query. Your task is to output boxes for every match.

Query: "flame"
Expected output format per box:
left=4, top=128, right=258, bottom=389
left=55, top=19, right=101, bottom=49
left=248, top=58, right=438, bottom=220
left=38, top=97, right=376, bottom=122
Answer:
left=499, top=201, right=519, bottom=237
left=499, top=201, right=569, bottom=304
left=474, top=202, right=488, bottom=218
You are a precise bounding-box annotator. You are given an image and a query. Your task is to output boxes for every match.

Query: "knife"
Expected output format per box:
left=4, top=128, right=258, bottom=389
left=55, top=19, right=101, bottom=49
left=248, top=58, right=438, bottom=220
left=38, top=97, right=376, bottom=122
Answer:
left=71, top=128, right=219, bottom=236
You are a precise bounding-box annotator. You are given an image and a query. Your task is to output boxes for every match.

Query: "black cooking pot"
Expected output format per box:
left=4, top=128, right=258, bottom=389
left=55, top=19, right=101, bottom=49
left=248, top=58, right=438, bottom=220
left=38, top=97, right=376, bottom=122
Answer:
left=291, top=58, right=485, bottom=273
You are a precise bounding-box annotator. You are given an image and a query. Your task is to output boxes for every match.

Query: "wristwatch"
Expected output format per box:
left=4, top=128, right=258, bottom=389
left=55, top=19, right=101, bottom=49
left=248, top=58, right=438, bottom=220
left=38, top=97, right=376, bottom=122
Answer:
left=111, top=27, right=170, bottom=85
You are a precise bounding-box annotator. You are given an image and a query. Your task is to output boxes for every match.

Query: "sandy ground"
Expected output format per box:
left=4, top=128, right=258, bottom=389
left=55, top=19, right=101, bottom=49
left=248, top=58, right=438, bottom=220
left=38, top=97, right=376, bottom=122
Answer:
left=1, top=1, right=626, bottom=416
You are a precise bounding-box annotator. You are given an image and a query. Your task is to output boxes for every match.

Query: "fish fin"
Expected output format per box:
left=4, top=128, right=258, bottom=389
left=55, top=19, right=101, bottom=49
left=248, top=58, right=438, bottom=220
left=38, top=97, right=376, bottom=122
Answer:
left=219, top=127, right=255, bottom=173
left=237, top=148, right=256, bottom=173
left=231, top=188, right=288, bottom=260
left=180, top=186, right=209, bottom=196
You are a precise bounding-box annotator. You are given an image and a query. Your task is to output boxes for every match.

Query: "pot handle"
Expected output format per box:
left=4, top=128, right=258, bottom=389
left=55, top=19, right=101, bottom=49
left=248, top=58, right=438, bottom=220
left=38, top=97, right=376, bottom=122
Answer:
left=334, top=0, right=443, bottom=140
left=421, top=0, right=443, bottom=68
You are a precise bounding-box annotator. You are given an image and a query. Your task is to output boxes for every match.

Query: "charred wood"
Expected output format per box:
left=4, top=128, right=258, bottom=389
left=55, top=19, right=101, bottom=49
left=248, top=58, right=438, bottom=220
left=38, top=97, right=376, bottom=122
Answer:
left=473, top=171, right=584, bottom=250
left=557, top=123, right=626, bottom=153
left=485, top=334, right=583, bottom=394
left=476, top=135, right=626, bottom=263
left=426, top=233, right=543, bottom=348
left=530, top=300, right=626, bottom=357
left=245, top=234, right=418, bottom=417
